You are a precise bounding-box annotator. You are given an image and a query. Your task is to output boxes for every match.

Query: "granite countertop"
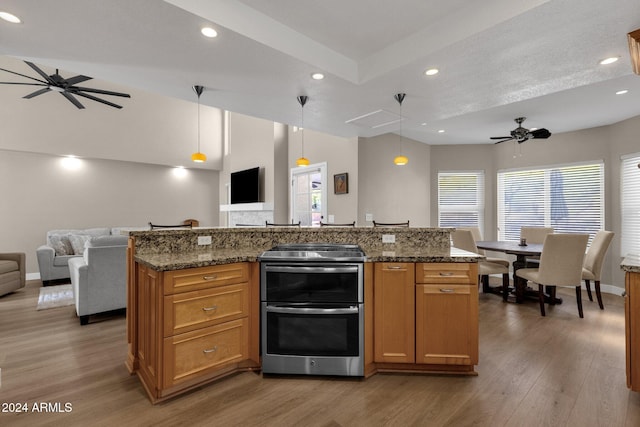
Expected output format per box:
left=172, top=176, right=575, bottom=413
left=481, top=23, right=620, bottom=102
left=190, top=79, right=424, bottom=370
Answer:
left=134, top=246, right=483, bottom=272
left=622, top=254, right=640, bottom=273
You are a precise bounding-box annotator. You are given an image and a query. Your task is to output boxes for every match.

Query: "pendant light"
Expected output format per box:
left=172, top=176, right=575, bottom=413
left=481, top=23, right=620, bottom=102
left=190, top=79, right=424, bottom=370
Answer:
left=393, top=93, right=408, bottom=166
left=296, top=95, right=309, bottom=167
left=191, top=85, right=207, bottom=163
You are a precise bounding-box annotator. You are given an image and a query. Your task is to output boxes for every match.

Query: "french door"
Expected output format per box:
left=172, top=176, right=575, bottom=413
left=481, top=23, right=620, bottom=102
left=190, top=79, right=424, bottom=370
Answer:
left=290, top=162, right=327, bottom=226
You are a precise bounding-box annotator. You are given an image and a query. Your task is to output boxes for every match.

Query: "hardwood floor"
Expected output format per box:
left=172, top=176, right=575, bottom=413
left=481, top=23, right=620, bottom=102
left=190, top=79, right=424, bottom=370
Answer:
left=2, top=280, right=640, bottom=426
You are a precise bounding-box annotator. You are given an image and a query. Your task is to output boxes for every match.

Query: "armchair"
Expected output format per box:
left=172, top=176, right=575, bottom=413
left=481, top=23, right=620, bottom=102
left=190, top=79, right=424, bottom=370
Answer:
left=0, top=252, right=25, bottom=296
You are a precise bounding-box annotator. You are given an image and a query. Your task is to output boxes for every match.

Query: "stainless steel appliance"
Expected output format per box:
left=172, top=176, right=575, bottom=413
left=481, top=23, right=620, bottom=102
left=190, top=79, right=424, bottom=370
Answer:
left=259, top=243, right=366, bottom=376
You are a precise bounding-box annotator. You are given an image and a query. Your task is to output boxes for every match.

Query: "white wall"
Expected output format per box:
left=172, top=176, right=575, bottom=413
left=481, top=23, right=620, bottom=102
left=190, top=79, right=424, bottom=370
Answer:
left=358, top=133, right=431, bottom=227
left=289, top=128, right=359, bottom=224
left=0, top=150, right=219, bottom=275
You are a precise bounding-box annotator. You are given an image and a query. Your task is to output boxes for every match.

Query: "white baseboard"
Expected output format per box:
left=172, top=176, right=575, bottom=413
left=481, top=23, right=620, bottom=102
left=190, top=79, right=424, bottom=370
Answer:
left=589, top=282, right=624, bottom=297
left=27, top=272, right=41, bottom=281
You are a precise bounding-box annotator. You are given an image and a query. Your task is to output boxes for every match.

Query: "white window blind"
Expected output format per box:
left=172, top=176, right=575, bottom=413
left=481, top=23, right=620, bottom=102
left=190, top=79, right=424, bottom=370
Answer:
left=497, top=162, right=604, bottom=242
left=621, top=153, right=640, bottom=256
left=438, top=171, right=485, bottom=234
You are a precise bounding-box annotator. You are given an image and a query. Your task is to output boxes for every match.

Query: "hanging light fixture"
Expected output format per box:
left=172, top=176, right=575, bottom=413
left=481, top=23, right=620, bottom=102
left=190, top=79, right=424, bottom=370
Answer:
left=296, top=95, right=309, bottom=167
left=191, top=85, right=207, bottom=163
left=393, top=93, right=408, bottom=166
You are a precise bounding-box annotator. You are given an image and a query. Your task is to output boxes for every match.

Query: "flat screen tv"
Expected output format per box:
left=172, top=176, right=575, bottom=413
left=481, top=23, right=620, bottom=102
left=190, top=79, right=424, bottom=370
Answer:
left=231, top=167, right=263, bottom=204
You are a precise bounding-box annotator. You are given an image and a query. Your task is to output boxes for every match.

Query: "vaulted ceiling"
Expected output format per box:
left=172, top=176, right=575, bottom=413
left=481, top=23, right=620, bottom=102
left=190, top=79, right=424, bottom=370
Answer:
left=1, top=0, right=639, bottom=164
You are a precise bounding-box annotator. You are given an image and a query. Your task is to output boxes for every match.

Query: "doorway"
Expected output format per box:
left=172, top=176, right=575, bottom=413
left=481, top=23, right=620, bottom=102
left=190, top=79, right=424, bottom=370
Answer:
left=290, top=162, right=327, bottom=226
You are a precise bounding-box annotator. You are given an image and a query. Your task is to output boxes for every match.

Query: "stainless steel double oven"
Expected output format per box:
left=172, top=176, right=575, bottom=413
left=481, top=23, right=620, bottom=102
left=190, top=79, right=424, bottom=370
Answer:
left=259, top=243, right=365, bottom=377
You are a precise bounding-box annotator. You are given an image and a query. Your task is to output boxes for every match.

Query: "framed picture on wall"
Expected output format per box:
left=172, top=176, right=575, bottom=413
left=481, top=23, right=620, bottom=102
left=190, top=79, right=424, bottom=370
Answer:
left=334, top=173, right=348, bottom=195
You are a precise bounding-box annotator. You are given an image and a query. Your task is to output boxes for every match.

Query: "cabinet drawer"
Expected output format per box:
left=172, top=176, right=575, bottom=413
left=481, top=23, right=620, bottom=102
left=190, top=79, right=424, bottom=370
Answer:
left=163, top=318, right=248, bottom=388
left=164, top=283, right=249, bottom=337
left=164, top=263, right=249, bottom=295
left=416, top=263, right=476, bottom=284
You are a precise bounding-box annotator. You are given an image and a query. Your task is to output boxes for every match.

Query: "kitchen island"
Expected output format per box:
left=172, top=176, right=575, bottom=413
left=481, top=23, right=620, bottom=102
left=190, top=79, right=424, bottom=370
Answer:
left=623, top=255, right=640, bottom=392
left=126, top=227, right=481, bottom=403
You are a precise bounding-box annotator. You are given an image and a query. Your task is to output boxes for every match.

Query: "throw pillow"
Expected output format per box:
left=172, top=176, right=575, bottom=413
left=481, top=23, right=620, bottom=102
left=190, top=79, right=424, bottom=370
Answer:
left=68, top=234, right=92, bottom=255
left=49, top=235, right=74, bottom=256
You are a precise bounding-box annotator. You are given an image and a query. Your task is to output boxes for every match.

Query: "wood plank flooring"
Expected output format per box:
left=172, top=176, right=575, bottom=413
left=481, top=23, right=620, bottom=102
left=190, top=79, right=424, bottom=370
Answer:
left=1, top=280, right=640, bottom=426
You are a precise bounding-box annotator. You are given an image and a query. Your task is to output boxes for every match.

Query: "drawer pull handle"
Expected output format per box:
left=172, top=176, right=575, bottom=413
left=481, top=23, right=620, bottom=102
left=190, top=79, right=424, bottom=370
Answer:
left=203, top=275, right=218, bottom=280
left=439, top=288, right=455, bottom=293
left=387, top=266, right=404, bottom=270
left=439, top=272, right=454, bottom=276
left=203, top=345, right=218, bottom=354
left=202, top=305, right=218, bottom=312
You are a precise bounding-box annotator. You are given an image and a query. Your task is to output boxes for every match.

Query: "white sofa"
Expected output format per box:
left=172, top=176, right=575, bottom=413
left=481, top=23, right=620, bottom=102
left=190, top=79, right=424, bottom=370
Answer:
left=68, top=235, right=129, bottom=325
left=36, top=227, right=145, bottom=284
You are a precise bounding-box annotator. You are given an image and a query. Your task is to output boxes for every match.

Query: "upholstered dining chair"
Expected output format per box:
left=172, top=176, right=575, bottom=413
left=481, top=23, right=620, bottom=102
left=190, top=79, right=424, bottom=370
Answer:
left=372, top=220, right=409, bottom=227
left=520, top=226, right=554, bottom=267
left=516, top=233, right=589, bottom=317
left=460, top=227, right=510, bottom=268
left=452, top=229, right=510, bottom=301
left=582, top=230, right=615, bottom=310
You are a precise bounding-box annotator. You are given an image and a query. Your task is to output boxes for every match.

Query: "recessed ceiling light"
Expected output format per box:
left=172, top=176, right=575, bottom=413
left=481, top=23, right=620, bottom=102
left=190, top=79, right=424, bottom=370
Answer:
left=438, top=129, right=445, bottom=133
left=599, top=57, right=619, bottom=65
left=311, top=72, right=324, bottom=80
left=201, top=27, right=218, bottom=38
left=0, top=11, right=21, bottom=23
left=616, top=89, right=629, bottom=95
left=425, top=68, right=439, bottom=76
left=421, top=122, right=427, bottom=126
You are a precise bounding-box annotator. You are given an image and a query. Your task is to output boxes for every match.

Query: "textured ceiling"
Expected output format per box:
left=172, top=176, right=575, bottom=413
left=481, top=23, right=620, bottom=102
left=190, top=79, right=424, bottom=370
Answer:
left=0, top=0, right=639, bottom=168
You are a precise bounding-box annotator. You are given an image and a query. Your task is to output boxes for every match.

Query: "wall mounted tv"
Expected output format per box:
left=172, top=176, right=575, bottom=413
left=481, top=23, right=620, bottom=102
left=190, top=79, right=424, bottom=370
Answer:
left=230, top=167, right=263, bottom=204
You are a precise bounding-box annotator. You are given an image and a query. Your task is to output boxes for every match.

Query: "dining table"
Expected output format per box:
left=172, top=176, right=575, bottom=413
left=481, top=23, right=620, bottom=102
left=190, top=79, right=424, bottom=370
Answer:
left=476, top=240, right=562, bottom=305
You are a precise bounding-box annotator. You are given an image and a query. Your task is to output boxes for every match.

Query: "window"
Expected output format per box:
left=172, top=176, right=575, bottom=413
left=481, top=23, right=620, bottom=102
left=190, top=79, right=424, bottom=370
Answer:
left=497, top=161, right=604, bottom=242
left=438, top=171, right=485, bottom=234
left=622, top=153, right=640, bottom=256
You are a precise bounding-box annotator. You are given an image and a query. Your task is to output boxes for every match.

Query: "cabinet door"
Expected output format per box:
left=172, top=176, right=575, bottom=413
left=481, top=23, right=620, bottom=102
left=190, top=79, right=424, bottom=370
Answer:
left=416, top=283, right=478, bottom=365
left=137, top=264, right=161, bottom=389
left=627, top=272, right=640, bottom=391
left=374, top=263, right=415, bottom=363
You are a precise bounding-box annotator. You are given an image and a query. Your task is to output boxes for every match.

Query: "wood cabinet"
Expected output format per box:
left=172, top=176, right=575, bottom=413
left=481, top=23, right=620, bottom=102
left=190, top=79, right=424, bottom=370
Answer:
left=373, top=262, right=478, bottom=374
left=626, top=271, right=640, bottom=391
left=127, top=257, right=260, bottom=403
left=373, top=263, right=415, bottom=363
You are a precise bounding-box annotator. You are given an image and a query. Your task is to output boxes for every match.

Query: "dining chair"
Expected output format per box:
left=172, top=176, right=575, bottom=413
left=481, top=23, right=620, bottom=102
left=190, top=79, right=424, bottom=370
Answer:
left=520, top=226, right=554, bottom=267
left=516, top=233, right=589, bottom=317
left=149, top=222, right=192, bottom=229
left=582, top=230, right=615, bottom=310
left=452, top=229, right=510, bottom=301
left=265, top=221, right=301, bottom=227
left=460, top=227, right=510, bottom=268
left=319, top=221, right=356, bottom=227
left=372, top=220, right=409, bottom=227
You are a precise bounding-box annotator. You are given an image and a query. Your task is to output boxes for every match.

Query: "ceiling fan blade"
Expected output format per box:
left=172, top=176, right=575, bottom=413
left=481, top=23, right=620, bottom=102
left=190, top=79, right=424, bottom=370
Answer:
left=0, top=81, right=48, bottom=86
left=0, top=67, right=48, bottom=84
left=24, top=61, right=56, bottom=85
left=23, top=87, right=52, bottom=99
left=69, top=86, right=131, bottom=98
left=493, top=138, right=514, bottom=144
left=490, top=136, right=511, bottom=140
left=530, top=128, right=551, bottom=139
left=64, top=75, right=92, bottom=86
left=74, top=91, right=123, bottom=109
left=61, top=91, right=85, bottom=109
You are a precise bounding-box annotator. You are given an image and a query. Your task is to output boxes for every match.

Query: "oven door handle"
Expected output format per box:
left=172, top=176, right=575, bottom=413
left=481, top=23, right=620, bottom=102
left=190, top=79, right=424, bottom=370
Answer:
left=265, top=305, right=359, bottom=315
left=263, top=265, right=360, bottom=274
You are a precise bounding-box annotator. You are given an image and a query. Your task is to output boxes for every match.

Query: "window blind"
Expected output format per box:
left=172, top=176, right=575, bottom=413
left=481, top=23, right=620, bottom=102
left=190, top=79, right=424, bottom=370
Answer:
left=622, top=153, right=640, bottom=256
left=497, top=162, right=604, bottom=242
left=438, top=171, right=485, bottom=235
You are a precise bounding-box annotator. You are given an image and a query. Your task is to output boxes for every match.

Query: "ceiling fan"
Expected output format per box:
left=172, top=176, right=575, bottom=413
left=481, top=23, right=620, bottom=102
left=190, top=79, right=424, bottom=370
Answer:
left=490, top=117, right=551, bottom=144
left=0, top=60, right=130, bottom=109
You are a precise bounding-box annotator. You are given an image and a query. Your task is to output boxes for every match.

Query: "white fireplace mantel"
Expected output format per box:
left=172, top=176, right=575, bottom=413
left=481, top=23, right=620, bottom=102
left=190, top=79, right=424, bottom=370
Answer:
left=220, top=203, right=274, bottom=212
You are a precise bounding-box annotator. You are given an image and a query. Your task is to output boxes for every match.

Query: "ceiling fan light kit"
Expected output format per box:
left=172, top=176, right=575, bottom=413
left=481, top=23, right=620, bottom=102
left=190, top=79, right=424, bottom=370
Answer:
left=491, top=117, right=551, bottom=144
left=0, top=60, right=130, bottom=109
